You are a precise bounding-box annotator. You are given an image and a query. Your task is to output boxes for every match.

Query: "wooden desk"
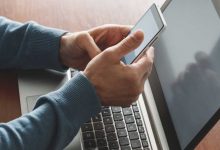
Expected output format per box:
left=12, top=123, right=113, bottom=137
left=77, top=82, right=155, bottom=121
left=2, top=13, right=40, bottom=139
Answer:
left=0, top=0, right=219, bottom=149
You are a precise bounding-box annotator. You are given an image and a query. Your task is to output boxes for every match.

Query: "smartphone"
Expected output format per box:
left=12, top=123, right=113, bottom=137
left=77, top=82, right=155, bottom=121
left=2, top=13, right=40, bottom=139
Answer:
left=122, top=3, right=167, bottom=64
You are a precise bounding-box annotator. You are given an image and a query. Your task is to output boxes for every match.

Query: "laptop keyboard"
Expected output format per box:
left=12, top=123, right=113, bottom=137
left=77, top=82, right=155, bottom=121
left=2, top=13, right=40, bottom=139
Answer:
left=70, top=69, right=151, bottom=149
left=81, top=105, right=151, bottom=150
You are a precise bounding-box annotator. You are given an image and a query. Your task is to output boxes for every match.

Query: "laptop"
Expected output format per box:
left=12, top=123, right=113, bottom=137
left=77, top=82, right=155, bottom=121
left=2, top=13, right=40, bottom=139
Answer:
left=18, top=0, right=220, bottom=149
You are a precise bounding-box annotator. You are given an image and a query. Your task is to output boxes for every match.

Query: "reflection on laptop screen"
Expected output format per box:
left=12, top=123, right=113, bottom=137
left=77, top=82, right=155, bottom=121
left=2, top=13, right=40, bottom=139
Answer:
left=155, top=0, right=220, bottom=149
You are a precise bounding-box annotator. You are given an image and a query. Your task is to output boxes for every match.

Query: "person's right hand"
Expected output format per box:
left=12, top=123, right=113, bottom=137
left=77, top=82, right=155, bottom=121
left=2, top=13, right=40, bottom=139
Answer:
left=84, top=30, right=154, bottom=106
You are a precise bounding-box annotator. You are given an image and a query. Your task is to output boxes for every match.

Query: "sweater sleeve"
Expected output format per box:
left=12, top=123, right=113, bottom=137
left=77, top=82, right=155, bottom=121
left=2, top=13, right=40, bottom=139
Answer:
left=0, top=16, right=66, bottom=70
left=0, top=72, right=101, bottom=150
left=0, top=17, right=101, bottom=149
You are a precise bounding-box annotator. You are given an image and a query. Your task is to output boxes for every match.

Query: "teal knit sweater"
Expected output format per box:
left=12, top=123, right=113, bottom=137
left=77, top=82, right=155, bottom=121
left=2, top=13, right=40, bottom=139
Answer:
left=0, top=17, right=101, bottom=150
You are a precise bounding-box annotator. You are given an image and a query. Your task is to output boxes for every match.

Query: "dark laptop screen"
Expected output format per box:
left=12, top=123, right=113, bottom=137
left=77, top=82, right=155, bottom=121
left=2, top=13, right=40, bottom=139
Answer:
left=154, top=0, right=220, bottom=149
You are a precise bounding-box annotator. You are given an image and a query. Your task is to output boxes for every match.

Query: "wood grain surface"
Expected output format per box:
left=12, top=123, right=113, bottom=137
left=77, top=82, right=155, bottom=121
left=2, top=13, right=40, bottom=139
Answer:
left=0, top=0, right=219, bottom=149
left=0, top=71, right=20, bottom=122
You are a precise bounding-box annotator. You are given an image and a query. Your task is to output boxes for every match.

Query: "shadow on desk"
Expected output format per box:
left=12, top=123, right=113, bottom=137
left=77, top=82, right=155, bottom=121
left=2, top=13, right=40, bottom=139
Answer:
left=0, top=71, right=21, bottom=122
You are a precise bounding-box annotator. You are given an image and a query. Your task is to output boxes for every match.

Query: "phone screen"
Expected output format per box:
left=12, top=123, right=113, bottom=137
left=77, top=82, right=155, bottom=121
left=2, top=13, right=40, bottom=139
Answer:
left=123, top=4, right=165, bottom=64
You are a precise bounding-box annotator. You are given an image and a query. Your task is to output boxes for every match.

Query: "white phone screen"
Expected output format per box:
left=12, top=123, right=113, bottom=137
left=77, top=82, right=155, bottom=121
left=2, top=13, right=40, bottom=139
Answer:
left=123, top=4, right=164, bottom=64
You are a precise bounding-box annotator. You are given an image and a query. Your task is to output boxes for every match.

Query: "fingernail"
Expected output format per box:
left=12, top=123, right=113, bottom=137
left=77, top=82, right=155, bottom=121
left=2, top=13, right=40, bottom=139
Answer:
left=147, top=47, right=154, bottom=60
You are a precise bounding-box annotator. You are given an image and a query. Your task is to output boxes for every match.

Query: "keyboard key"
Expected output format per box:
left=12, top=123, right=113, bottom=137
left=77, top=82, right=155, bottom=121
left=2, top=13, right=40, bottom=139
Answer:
left=83, top=132, right=95, bottom=140
left=97, top=138, right=107, bottom=147
left=124, top=115, right=135, bottom=124
left=93, top=122, right=104, bottom=130
left=103, top=116, right=113, bottom=125
left=107, top=132, right=117, bottom=141
left=108, top=140, right=119, bottom=149
left=138, top=126, right=145, bottom=133
left=119, top=137, right=129, bottom=146
left=84, top=139, right=96, bottom=148
left=140, top=133, right=147, bottom=140
left=132, top=102, right=137, bottom=106
left=122, top=107, right=132, bottom=116
left=99, top=147, right=108, bottom=150
left=113, top=113, right=123, bottom=121
left=121, top=145, right=131, bottom=150
left=127, top=123, right=137, bottom=132
left=102, top=108, right=111, bottom=117
left=131, top=139, right=141, bottom=149
left=134, top=112, right=141, bottom=119
left=117, top=129, right=127, bottom=137
left=143, top=148, right=151, bottom=150
left=81, top=123, right=93, bottom=132
left=82, top=103, right=149, bottom=150
left=132, top=106, right=139, bottom=112
left=102, top=106, right=109, bottom=109
left=95, top=130, right=105, bottom=139
left=128, top=131, right=139, bottom=140
left=105, top=124, right=115, bottom=133
left=92, top=113, right=102, bottom=122
left=115, top=121, right=125, bottom=129
left=136, top=119, right=143, bottom=126
left=111, top=106, right=121, bottom=113
left=142, top=140, right=149, bottom=147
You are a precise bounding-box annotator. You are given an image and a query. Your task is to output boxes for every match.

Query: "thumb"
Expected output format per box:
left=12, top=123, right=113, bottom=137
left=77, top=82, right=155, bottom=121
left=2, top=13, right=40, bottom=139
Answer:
left=111, top=30, right=144, bottom=60
left=86, top=35, right=102, bottom=58
left=78, top=32, right=102, bottom=58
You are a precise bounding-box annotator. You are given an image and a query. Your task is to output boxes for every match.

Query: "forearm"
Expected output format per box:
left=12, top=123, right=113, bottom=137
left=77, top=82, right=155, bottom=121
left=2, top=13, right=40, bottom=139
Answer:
left=0, top=17, right=66, bottom=70
left=0, top=72, right=101, bottom=150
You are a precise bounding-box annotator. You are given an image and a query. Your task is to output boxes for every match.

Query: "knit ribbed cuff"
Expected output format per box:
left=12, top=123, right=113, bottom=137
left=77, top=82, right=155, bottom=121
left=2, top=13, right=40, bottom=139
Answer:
left=36, top=72, right=101, bottom=127
left=21, top=22, right=67, bottom=71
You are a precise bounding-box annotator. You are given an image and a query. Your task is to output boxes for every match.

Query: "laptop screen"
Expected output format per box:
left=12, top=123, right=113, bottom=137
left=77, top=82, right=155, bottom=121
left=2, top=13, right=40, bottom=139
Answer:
left=152, top=0, right=220, bottom=149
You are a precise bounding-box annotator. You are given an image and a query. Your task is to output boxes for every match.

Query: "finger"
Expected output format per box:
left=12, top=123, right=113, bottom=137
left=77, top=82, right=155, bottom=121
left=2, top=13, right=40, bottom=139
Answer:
left=141, top=70, right=152, bottom=84
left=133, top=47, right=154, bottom=77
left=103, top=25, right=133, bottom=49
left=87, top=35, right=102, bottom=58
left=89, top=24, right=132, bottom=39
left=89, top=24, right=133, bottom=50
left=110, top=30, right=144, bottom=61
left=117, top=25, right=133, bottom=37
left=105, top=25, right=133, bottom=48
left=80, top=32, right=102, bottom=58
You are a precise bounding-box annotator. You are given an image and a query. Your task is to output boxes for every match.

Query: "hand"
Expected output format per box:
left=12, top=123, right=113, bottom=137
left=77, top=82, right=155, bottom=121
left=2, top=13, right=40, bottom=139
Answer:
left=84, top=30, right=154, bottom=106
left=59, top=24, right=131, bottom=70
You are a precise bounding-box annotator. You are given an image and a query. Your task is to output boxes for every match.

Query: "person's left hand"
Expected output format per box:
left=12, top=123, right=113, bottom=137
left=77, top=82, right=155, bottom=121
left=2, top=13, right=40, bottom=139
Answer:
left=59, top=24, right=131, bottom=70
